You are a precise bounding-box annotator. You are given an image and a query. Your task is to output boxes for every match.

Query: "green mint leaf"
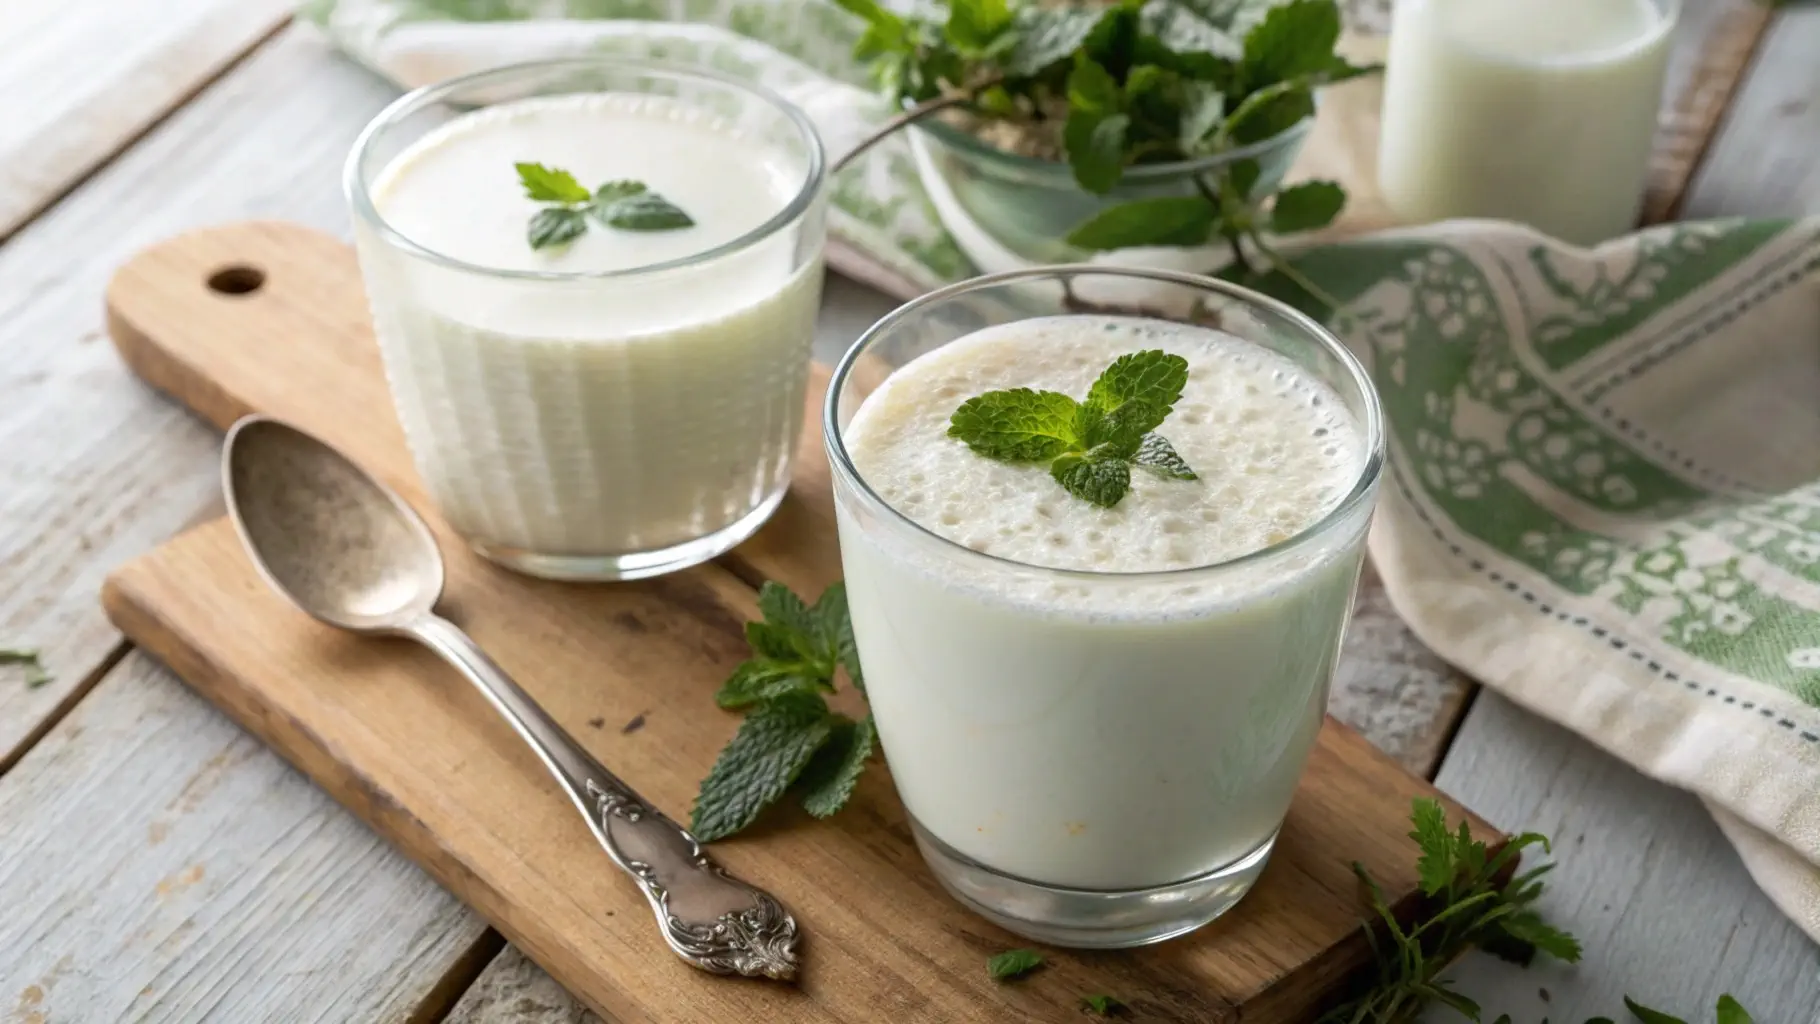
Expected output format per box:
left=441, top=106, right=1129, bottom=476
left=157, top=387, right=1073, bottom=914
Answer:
left=1241, top=0, right=1341, bottom=84
left=595, top=179, right=647, bottom=202
left=1228, top=85, right=1314, bottom=144
left=1408, top=797, right=1455, bottom=895
left=797, top=713, right=876, bottom=818
left=745, top=620, right=809, bottom=662
left=811, top=583, right=865, bottom=696
left=758, top=581, right=819, bottom=644
left=1052, top=450, right=1131, bottom=508
left=715, top=661, right=823, bottom=709
left=1178, top=80, right=1227, bottom=149
left=1133, top=434, right=1197, bottom=479
left=1003, top=6, right=1100, bottom=76
left=594, top=191, right=694, bottom=232
left=986, top=948, right=1044, bottom=980
left=1495, top=909, right=1583, bottom=964
left=1066, top=196, right=1217, bottom=250
left=1081, top=993, right=1126, bottom=1016
left=1715, top=995, right=1754, bottom=1024
left=1624, top=997, right=1690, bottom=1024
left=691, top=693, right=834, bottom=841
left=1140, top=0, right=1244, bottom=61
left=1086, top=349, right=1189, bottom=415
left=1087, top=399, right=1166, bottom=456
left=516, top=161, right=592, bottom=204
left=949, top=388, right=1083, bottom=461
left=831, top=0, right=908, bottom=37
left=1229, top=158, right=1263, bottom=200
left=527, top=207, right=587, bottom=250
left=945, top=0, right=1013, bottom=54
left=1, top=647, right=51, bottom=688
left=1269, top=180, right=1345, bottom=234
left=1064, top=56, right=1127, bottom=194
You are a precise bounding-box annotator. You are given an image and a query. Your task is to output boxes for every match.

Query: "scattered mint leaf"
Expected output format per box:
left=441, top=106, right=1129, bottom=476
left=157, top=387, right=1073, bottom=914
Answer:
left=1085, top=349, right=1189, bottom=415
left=987, top=948, right=1044, bottom=980
left=798, top=713, right=876, bottom=817
left=1269, top=180, right=1345, bottom=234
left=1, top=647, right=51, bottom=688
left=594, top=191, right=694, bottom=231
left=948, top=388, right=1083, bottom=460
left=1241, top=0, right=1342, bottom=85
left=758, top=581, right=820, bottom=647
left=527, top=207, right=587, bottom=251
left=1715, top=994, right=1754, bottom=1024
left=1624, top=997, right=1689, bottom=1024
left=1133, top=434, right=1197, bottom=480
left=811, top=583, right=865, bottom=696
left=1051, top=450, right=1131, bottom=507
left=1066, top=196, right=1218, bottom=250
left=1081, top=993, right=1126, bottom=1016
left=1409, top=795, right=1455, bottom=895
left=515, top=162, right=591, bottom=204
left=690, top=693, right=834, bottom=841
left=1497, top=908, right=1583, bottom=964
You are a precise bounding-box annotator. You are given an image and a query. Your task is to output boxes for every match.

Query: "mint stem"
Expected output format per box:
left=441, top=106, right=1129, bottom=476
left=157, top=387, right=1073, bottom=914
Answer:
left=832, top=73, right=1007, bottom=175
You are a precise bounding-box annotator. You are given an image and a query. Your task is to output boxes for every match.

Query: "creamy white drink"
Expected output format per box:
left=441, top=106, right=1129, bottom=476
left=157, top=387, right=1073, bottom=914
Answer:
left=835, top=315, right=1372, bottom=897
left=350, top=67, right=824, bottom=580
left=1378, top=0, right=1673, bottom=245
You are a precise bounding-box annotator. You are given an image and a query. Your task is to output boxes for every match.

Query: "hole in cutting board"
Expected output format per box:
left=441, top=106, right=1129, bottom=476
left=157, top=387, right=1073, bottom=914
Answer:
left=207, top=265, right=266, bottom=296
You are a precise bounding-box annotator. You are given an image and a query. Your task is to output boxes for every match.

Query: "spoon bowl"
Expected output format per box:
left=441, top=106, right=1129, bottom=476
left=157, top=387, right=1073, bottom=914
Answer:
left=223, top=416, right=443, bottom=632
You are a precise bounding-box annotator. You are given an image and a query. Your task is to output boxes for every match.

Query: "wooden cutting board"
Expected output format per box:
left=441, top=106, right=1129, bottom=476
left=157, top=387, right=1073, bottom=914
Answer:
left=101, top=221, right=1497, bottom=1023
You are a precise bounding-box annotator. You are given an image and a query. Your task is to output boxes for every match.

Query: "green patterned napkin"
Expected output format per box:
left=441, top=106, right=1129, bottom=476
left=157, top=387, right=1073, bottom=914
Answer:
left=302, top=0, right=1820, bottom=943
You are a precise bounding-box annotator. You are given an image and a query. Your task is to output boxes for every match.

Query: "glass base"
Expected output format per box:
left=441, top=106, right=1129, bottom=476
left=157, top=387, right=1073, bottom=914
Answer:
left=468, top=488, right=787, bottom=582
left=911, top=817, right=1277, bottom=949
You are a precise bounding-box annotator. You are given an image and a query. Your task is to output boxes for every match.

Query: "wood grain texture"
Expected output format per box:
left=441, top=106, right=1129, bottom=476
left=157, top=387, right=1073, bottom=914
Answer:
left=100, top=219, right=1499, bottom=1023
left=0, top=0, right=293, bottom=238
left=1428, top=695, right=1820, bottom=1022
left=0, top=28, right=401, bottom=772
left=0, top=652, right=492, bottom=1023
left=1683, top=3, right=1820, bottom=218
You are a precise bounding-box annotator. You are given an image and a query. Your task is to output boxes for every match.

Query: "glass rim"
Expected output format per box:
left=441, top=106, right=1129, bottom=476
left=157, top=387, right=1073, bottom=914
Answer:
left=1430, top=0, right=1679, bottom=67
left=911, top=109, right=1315, bottom=180
left=823, top=265, right=1387, bottom=582
left=343, top=57, right=827, bottom=283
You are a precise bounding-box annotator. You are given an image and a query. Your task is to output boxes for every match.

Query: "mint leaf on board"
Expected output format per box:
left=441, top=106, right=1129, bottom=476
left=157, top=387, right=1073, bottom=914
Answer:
left=1, top=647, right=51, bottom=688
left=1269, top=180, right=1345, bottom=234
left=1065, top=195, right=1218, bottom=250
left=1133, top=433, right=1197, bottom=480
left=758, top=580, right=820, bottom=647
left=1051, top=450, right=1132, bottom=507
left=1086, top=349, right=1189, bottom=414
left=714, top=661, right=821, bottom=710
left=515, top=161, right=591, bottom=203
left=526, top=207, right=586, bottom=251
left=948, top=388, right=1083, bottom=460
left=797, top=713, right=876, bottom=818
left=1624, top=997, right=1690, bottom=1024
left=986, top=948, right=1045, bottom=980
left=1408, top=794, right=1456, bottom=895
left=690, top=693, right=834, bottom=841
left=811, top=582, right=865, bottom=695
left=1715, top=994, right=1755, bottom=1024
left=1496, top=908, right=1583, bottom=964
left=1080, top=993, right=1127, bottom=1017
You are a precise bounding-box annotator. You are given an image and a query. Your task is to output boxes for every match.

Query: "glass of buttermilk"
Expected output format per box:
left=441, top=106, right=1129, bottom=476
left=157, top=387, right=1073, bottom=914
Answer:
left=346, top=60, right=826, bottom=581
left=826, top=268, right=1384, bottom=947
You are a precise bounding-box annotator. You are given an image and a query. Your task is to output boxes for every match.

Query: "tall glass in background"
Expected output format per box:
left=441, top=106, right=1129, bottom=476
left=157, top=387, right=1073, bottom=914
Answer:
left=346, top=60, right=827, bottom=581
left=825, top=268, right=1386, bottom=947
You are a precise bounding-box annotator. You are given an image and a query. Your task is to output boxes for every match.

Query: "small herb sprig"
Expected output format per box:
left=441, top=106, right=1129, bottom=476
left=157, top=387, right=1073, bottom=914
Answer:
left=689, top=582, right=874, bottom=841
left=515, top=163, right=693, bottom=251
left=988, top=948, right=1046, bottom=980
left=1, top=647, right=51, bottom=688
left=831, top=0, right=1375, bottom=310
left=948, top=349, right=1198, bottom=508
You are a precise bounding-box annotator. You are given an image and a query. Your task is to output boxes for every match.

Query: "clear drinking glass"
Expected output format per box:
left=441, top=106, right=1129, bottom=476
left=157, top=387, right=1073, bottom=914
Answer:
left=346, top=60, right=826, bottom=581
left=825, top=268, right=1385, bottom=947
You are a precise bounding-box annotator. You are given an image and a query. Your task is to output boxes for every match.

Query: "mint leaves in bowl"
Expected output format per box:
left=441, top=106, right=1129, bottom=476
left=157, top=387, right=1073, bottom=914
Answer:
left=833, top=0, right=1374, bottom=288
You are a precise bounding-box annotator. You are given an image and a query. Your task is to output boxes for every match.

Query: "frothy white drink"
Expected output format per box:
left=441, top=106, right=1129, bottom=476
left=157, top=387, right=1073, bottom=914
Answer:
left=837, top=316, right=1371, bottom=890
left=356, top=93, right=821, bottom=565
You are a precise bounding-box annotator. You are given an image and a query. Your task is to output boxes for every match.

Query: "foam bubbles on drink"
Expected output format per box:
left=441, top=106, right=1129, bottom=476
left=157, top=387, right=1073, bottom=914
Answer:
left=845, top=315, right=1365, bottom=595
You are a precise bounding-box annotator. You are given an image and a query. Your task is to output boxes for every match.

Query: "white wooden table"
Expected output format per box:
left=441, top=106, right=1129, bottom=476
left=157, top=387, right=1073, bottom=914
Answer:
left=2, top=4, right=1817, bottom=1021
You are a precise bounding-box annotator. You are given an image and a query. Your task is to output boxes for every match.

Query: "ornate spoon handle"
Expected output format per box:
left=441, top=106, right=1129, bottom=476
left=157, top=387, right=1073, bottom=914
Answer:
left=408, top=614, right=801, bottom=980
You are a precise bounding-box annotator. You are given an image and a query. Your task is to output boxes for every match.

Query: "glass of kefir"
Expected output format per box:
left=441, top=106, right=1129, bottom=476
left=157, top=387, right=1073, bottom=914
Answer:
left=347, top=60, right=826, bottom=581
left=826, top=268, right=1384, bottom=947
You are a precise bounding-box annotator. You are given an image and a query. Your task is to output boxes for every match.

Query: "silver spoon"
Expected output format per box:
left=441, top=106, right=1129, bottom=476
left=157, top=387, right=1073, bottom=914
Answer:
left=221, top=414, right=801, bottom=981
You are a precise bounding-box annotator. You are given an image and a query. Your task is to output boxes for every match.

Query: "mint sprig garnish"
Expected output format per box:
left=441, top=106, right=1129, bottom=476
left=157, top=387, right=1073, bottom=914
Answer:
left=947, top=349, right=1197, bottom=508
left=690, top=582, right=872, bottom=841
left=514, top=162, right=693, bottom=251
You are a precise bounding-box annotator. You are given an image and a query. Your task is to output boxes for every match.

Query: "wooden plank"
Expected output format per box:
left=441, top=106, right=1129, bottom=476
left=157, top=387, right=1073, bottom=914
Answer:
left=1683, top=4, right=1820, bottom=217
left=0, top=27, right=401, bottom=772
left=1431, top=695, right=1820, bottom=1021
left=0, top=0, right=294, bottom=239
left=0, top=652, right=494, bottom=1022
left=100, top=218, right=1499, bottom=1022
